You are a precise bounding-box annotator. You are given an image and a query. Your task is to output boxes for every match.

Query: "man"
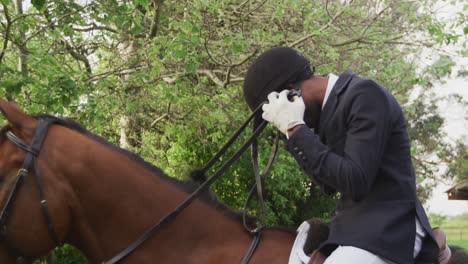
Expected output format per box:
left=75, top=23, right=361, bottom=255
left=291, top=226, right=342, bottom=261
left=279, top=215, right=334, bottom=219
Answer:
left=242, top=47, right=439, bottom=263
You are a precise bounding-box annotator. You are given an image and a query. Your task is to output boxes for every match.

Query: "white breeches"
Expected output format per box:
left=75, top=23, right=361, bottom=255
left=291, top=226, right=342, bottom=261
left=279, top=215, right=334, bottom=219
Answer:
left=324, top=218, right=426, bottom=263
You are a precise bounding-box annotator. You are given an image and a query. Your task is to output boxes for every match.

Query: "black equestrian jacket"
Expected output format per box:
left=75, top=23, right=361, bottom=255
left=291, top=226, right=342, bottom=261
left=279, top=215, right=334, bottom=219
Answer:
left=286, top=69, right=439, bottom=264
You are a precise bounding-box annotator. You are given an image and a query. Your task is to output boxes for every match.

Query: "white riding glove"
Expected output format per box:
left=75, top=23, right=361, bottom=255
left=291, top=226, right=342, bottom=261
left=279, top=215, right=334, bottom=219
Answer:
left=262, top=90, right=305, bottom=138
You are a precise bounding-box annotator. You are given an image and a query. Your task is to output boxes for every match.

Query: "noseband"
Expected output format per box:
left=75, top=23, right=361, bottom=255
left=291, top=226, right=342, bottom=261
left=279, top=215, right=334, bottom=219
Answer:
left=0, top=119, right=62, bottom=260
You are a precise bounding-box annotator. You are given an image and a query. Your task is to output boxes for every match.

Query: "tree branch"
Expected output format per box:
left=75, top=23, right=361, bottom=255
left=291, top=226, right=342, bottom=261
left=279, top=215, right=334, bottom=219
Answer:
left=148, top=0, right=163, bottom=38
left=201, top=20, right=224, bottom=66
left=243, top=0, right=268, bottom=18
left=61, top=39, right=92, bottom=74
left=72, top=23, right=118, bottom=34
left=0, top=3, right=11, bottom=64
left=14, top=0, right=28, bottom=77
left=198, top=69, right=224, bottom=87
left=223, top=49, right=258, bottom=88
left=150, top=113, right=169, bottom=127
left=234, top=0, right=251, bottom=14
left=39, top=6, right=93, bottom=74
left=329, top=3, right=398, bottom=48
left=325, top=0, right=332, bottom=19
left=86, top=65, right=146, bottom=83
left=10, top=12, right=42, bottom=23
left=22, top=3, right=93, bottom=45
left=289, top=0, right=355, bottom=48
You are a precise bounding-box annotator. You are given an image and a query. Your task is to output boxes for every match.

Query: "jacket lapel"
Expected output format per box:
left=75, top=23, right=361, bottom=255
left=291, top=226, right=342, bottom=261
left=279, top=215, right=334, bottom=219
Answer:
left=318, top=69, right=355, bottom=140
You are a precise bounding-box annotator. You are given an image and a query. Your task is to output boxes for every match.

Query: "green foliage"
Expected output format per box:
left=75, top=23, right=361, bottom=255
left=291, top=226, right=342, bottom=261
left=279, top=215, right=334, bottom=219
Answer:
left=428, top=55, right=457, bottom=80
left=435, top=214, right=468, bottom=249
left=456, top=213, right=468, bottom=222
left=450, top=142, right=468, bottom=181
left=1, top=0, right=466, bottom=262
left=53, top=245, right=87, bottom=264
left=448, top=240, right=468, bottom=249
left=429, top=212, right=448, bottom=227
left=31, top=0, right=46, bottom=11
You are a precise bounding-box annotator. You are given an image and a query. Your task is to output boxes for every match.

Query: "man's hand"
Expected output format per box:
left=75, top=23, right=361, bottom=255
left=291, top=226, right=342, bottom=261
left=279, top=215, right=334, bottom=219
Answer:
left=262, top=90, right=305, bottom=138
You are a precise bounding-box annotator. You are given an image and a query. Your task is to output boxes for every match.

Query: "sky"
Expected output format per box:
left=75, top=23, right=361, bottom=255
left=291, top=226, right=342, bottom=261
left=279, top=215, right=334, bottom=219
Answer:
left=426, top=56, right=467, bottom=216
left=422, top=1, right=468, bottom=217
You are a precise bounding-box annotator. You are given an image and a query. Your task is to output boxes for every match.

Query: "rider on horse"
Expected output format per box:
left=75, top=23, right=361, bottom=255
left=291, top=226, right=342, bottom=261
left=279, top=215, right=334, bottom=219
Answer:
left=242, top=47, right=440, bottom=264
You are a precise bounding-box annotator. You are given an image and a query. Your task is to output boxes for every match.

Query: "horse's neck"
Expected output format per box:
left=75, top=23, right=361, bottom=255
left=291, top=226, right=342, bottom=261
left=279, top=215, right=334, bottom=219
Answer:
left=55, top=130, right=249, bottom=262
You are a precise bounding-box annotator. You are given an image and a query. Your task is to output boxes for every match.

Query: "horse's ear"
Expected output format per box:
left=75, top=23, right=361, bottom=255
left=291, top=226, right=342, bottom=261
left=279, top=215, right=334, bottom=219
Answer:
left=0, top=99, right=36, bottom=130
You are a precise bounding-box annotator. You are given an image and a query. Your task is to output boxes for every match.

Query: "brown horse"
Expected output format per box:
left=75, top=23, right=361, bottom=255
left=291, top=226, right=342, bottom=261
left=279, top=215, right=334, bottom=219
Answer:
left=0, top=241, right=17, bottom=263
left=2, top=100, right=467, bottom=264
left=0, top=99, right=295, bottom=263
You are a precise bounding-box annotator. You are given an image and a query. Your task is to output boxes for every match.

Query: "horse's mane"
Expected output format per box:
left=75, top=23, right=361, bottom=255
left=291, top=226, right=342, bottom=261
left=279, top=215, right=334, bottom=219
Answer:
left=31, top=114, right=257, bottom=227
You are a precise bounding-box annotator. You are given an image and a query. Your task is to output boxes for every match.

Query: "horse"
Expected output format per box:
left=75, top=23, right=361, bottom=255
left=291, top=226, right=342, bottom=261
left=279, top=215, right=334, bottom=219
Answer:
left=0, top=99, right=295, bottom=263
left=1, top=100, right=467, bottom=264
left=0, top=241, right=17, bottom=263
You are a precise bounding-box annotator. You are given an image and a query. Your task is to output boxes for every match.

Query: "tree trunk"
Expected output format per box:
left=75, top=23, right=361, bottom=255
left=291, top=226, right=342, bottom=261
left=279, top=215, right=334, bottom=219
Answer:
left=119, top=116, right=130, bottom=149
left=118, top=35, right=140, bottom=149
left=13, top=0, right=28, bottom=77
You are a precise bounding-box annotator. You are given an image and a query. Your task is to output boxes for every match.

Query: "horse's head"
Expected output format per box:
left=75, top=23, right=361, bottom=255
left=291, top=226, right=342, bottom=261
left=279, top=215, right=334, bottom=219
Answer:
left=0, top=100, right=70, bottom=261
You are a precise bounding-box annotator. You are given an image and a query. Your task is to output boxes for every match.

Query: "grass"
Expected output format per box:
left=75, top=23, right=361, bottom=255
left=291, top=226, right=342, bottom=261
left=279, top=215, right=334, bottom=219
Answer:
left=431, top=213, right=468, bottom=249
left=449, top=240, right=468, bottom=249
left=443, top=218, right=468, bottom=228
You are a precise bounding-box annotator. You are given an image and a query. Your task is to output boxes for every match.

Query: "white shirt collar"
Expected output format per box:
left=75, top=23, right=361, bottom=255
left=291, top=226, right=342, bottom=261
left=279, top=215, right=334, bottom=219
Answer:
left=322, top=73, right=338, bottom=109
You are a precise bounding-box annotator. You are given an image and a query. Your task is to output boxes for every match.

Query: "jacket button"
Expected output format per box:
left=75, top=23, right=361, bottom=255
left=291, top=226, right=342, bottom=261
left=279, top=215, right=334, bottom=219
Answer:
left=298, top=151, right=303, bottom=155
left=302, top=156, right=307, bottom=161
left=293, top=147, right=299, bottom=151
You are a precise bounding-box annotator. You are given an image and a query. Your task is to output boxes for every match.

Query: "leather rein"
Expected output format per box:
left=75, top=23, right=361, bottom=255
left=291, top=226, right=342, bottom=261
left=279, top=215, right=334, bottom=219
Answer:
left=104, top=103, right=279, bottom=264
left=0, top=105, right=279, bottom=264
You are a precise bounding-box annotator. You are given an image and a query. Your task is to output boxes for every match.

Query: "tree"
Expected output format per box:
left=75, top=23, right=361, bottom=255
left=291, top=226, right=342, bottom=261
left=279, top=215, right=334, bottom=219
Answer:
left=0, top=0, right=466, bottom=262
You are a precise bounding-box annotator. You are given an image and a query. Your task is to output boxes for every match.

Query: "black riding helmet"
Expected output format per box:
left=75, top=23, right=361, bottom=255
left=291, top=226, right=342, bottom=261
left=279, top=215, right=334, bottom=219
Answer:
left=243, top=47, right=314, bottom=111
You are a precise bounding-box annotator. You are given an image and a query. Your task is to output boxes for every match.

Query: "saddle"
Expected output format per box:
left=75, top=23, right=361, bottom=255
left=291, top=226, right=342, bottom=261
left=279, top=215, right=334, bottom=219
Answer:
left=289, top=220, right=451, bottom=264
left=432, top=228, right=451, bottom=264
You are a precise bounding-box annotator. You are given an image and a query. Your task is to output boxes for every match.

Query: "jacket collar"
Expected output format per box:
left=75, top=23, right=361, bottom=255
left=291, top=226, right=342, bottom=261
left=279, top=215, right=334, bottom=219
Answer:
left=318, top=69, right=355, bottom=138
left=330, top=68, right=355, bottom=96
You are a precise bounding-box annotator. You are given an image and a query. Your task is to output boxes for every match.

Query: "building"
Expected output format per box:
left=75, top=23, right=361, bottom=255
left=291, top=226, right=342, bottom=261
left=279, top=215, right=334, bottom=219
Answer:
left=446, top=181, right=468, bottom=200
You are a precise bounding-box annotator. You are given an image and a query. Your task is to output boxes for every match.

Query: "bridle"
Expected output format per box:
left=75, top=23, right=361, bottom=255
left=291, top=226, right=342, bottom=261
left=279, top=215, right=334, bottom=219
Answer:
left=0, top=119, right=62, bottom=262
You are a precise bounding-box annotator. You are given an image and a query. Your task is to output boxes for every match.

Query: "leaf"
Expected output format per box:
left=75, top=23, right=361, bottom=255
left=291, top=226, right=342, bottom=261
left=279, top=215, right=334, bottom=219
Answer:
left=130, top=25, right=143, bottom=35
left=151, top=64, right=160, bottom=76
left=0, top=80, right=23, bottom=95
left=134, top=0, right=149, bottom=9
left=173, top=49, right=188, bottom=60
left=185, top=62, right=197, bottom=73
left=63, top=79, right=76, bottom=91
left=232, top=42, right=242, bottom=53
left=31, top=0, right=46, bottom=11
left=126, top=101, right=137, bottom=113
left=63, top=26, right=74, bottom=37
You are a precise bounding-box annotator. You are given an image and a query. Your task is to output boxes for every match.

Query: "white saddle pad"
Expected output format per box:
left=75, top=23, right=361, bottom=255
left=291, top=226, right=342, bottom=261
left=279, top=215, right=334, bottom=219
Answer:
left=288, top=221, right=311, bottom=264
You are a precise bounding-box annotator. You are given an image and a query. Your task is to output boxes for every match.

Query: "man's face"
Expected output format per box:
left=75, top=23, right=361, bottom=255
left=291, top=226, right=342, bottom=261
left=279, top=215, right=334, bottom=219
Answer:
left=283, top=81, right=322, bottom=130
left=297, top=81, right=321, bottom=130
left=303, top=99, right=321, bottom=130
